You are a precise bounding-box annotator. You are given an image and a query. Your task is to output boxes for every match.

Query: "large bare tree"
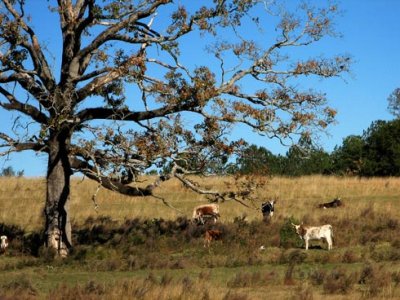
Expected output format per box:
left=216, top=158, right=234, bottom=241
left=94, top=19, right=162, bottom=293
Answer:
left=0, top=0, right=350, bottom=256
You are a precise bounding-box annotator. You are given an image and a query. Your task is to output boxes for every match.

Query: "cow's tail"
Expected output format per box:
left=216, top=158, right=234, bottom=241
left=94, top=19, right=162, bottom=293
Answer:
left=330, top=225, right=334, bottom=241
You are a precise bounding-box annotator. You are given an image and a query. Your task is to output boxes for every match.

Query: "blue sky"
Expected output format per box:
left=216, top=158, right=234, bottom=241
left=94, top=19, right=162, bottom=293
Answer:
left=0, top=0, right=399, bottom=177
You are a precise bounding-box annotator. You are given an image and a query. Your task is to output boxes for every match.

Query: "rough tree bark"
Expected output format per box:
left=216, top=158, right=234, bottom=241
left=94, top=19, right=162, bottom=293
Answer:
left=45, top=129, right=72, bottom=257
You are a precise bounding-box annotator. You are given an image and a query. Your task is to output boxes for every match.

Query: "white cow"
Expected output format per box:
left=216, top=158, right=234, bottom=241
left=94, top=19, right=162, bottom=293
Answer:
left=192, top=204, right=220, bottom=225
left=292, top=223, right=333, bottom=250
left=0, top=235, right=9, bottom=253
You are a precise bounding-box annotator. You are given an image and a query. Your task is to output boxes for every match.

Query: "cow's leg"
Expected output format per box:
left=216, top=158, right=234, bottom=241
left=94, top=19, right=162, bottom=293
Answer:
left=305, top=239, right=309, bottom=250
left=327, top=237, right=333, bottom=250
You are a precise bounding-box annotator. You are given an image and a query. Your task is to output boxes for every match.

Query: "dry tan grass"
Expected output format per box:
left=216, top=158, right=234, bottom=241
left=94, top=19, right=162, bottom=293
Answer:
left=1, top=175, right=399, bottom=231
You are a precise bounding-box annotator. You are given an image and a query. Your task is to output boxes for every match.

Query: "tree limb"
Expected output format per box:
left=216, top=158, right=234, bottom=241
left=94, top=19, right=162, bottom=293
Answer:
left=69, top=155, right=171, bottom=197
left=0, top=86, right=49, bottom=124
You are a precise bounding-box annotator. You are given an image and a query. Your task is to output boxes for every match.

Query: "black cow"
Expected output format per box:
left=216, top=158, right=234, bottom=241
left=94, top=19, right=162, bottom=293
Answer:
left=318, top=197, right=343, bottom=209
left=261, top=200, right=276, bottom=220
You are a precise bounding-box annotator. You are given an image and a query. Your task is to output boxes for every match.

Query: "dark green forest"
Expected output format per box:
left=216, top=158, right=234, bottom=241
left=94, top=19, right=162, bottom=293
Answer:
left=235, top=118, right=400, bottom=177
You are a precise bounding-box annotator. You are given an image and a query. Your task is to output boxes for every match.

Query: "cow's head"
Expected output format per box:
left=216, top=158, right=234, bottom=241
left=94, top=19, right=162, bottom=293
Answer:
left=291, top=223, right=300, bottom=233
left=334, top=197, right=343, bottom=206
left=291, top=223, right=306, bottom=237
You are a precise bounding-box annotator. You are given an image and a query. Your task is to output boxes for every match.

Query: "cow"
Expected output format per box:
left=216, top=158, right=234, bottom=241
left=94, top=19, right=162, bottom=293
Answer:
left=318, top=197, right=343, bottom=209
left=261, top=200, right=276, bottom=220
left=193, top=203, right=220, bottom=225
left=292, top=223, right=333, bottom=250
left=0, top=235, right=8, bottom=254
left=204, top=229, right=223, bottom=248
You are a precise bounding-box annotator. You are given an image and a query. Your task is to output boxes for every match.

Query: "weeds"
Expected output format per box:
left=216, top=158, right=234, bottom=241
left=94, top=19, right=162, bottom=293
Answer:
left=323, top=268, right=356, bottom=294
left=359, top=263, right=392, bottom=298
left=227, top=271, right=273, bottom=288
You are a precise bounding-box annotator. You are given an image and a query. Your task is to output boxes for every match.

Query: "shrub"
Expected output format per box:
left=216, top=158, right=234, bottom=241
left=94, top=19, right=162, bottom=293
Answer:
left=342, top=250, right=358, bottom=263
left=222, top=290, right=249, bottom=300
left=309, top=269, right=326, bottom=286
left=359, top=263, right=392, bottom=298
left=227, top=271, right=272, bottom=288
left=279, top=217, right=303, bottom=249
left=323, top=268, right=356, bottom=294
left=283, top=250, right=307, bottom=285
left=291, top=283, right=314, bottom=300
left=1, top=275, right=37, bottom=297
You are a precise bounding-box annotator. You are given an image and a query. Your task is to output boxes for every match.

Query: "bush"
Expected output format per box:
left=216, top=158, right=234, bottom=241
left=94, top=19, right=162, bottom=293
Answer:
left=309, top=269, right=326, bottom=286
left=279, top=218, right=303, bottom=249
left=323, top=268, right=356, bottom=294
left=227, top=271, right=272, bottom=288
left=291, top=283, right=314, bottom=300
left=342, top=250, right=359, bottom=263
left=359, top=263, right=392, bottom=298
left=1, top=275, right=37, bottom=297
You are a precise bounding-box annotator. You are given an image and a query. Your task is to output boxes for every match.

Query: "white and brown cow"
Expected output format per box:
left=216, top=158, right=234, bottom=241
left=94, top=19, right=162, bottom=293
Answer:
left=292, top=223, right=333, bottom=250
left=0, top=235, right=9, bottom=254
left=204, top=229, right=223, bottom=248
left=193, top=203, right=220, bottom=225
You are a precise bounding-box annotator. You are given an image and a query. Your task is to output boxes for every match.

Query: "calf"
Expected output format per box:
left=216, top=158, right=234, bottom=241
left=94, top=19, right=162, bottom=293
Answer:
left=292, top=223, right=333, bottom=250
left=0, top=235, right=8, bottom=254
left=193, top=204, right=220, bottom=225
left=261, top=200, right=276, bottom=219
left=204, top=229, right=223, bottom=248
left=318, top=197, right=343, bottom=209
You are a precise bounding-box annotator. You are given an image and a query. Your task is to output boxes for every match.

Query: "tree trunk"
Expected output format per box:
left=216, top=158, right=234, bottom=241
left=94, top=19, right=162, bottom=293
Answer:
left=44, top=130, right=72, bottom=257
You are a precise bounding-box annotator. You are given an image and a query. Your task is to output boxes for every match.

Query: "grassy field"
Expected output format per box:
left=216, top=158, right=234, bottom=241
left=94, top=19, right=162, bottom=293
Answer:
left=1, top=175, right=400, bottom=299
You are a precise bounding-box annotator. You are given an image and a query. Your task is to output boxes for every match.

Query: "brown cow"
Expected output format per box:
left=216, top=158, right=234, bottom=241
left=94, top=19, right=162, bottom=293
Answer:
left=193, top=204, right=220, bottom=225
left=204, top=229, right=223, bottom=248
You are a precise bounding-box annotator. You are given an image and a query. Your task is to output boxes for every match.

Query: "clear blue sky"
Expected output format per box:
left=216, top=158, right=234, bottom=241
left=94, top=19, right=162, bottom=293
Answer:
left=0, top=0, right=399, bottom=177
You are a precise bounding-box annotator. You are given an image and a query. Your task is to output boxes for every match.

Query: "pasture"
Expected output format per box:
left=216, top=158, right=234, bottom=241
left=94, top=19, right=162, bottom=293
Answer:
left=1, top=175, right=400, bottom=299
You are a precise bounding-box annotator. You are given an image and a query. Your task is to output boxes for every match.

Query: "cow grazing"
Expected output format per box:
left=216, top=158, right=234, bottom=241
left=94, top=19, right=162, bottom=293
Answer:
left=318, top=197, right=343, bottom=209
left=204, top=229, right=223, bottom=248
left=292, top=223, right=333, bottom=250
left=261, top=200, right=276, bottom=220
left=0, top=235, right=8, bottom=253
left=193, top=204, right=220, bottom=225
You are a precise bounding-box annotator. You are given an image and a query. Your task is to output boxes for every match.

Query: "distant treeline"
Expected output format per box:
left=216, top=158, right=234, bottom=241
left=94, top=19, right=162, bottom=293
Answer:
left=233, top=118, right=400, bottom=177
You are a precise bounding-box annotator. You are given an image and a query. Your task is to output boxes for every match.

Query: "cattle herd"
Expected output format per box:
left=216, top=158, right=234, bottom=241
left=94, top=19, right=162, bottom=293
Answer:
left=0, top=198, right=343, bottom=255
left=196, top=197, right=343, bottom=250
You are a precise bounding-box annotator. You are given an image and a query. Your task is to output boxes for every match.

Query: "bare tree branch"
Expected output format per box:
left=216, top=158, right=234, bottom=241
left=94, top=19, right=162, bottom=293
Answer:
left=0, top=86, right=49, bottom=124
left=0, top=132, right=47, bottom=155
